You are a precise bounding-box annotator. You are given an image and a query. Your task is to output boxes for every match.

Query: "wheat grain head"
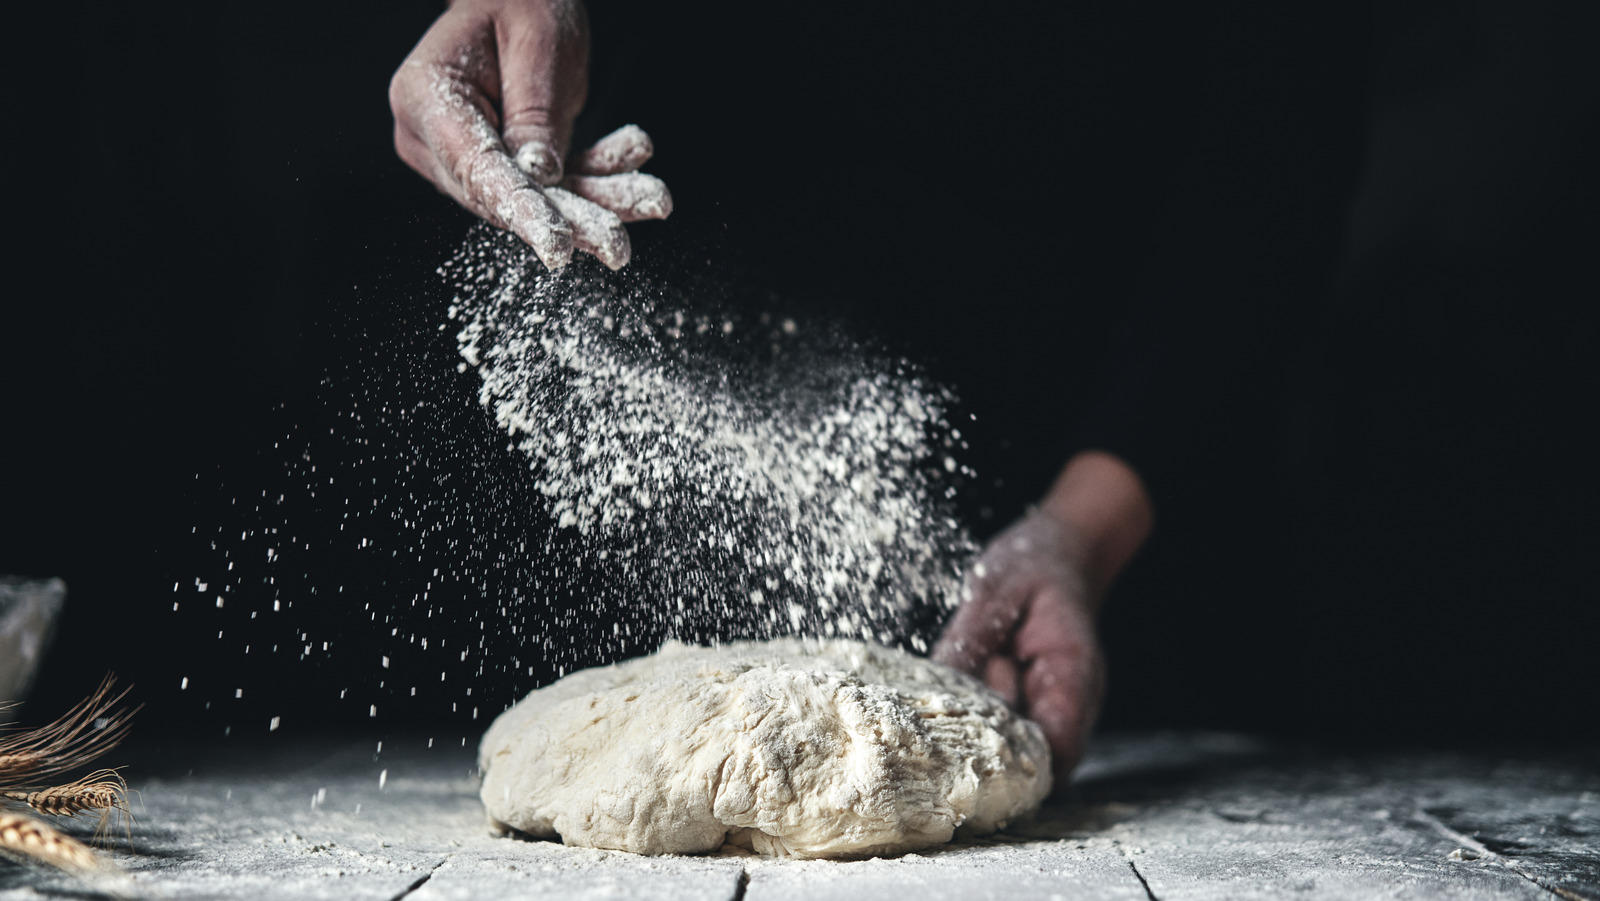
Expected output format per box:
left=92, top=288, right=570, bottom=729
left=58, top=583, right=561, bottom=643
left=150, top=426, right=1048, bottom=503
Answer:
left=2, top=768, right=134, bottom=845
left=0, top=811, right=102, bottom=873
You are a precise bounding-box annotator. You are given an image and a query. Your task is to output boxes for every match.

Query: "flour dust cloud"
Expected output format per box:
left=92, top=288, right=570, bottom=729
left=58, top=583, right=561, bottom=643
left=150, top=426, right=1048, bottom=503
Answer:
left=447, top=228, right=976, bottom=652
left=172, top=228, right=977, bottom=737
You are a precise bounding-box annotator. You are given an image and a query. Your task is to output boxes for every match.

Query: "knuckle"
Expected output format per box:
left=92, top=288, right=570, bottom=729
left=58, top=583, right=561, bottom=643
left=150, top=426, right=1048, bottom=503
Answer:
left=456, top=150, right=515, bottom=207
left=452, top=153, right=482, bottom=198
left=387, top=72, right=406, bottom=118
left=387, top=63, right=425, bottom=122
left=502, top=107, right=561, bottom=133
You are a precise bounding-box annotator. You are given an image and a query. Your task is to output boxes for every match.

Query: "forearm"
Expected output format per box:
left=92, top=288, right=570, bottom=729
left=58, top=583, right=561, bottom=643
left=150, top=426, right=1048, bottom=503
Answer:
left=1036, top=450, right=1153, bottom=603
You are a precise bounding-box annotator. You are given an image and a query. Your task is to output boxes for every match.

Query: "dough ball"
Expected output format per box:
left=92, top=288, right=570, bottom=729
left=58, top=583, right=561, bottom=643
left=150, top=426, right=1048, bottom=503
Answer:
left=478, top=638, right=1051, bottom=859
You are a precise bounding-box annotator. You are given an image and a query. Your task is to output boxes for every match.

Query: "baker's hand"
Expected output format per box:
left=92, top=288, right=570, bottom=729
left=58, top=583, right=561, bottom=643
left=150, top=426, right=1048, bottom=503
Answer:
left=390, top=0, right=672, bottom=270
left=933, top=511, right=1105, bottom=782
left=934, top=451, right=1154, bottom=784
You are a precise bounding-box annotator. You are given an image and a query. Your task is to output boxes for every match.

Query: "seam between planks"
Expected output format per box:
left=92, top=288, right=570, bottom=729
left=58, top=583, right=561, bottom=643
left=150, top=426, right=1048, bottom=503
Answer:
left=1127, top=858, right=1160, bottom=901
left=389, top=856, right=449, bottom=901
left=1414, top=809, right=1594, bottom=901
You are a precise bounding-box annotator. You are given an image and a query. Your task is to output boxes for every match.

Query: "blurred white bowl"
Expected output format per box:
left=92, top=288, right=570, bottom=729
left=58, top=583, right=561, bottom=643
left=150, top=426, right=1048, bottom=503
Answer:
left=0, top=576, right=66, bottom=709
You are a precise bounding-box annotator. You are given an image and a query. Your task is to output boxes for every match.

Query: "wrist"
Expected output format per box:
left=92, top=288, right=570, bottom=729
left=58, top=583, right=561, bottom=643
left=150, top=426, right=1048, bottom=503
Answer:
left=1035, top=450, right=1154, bottom=599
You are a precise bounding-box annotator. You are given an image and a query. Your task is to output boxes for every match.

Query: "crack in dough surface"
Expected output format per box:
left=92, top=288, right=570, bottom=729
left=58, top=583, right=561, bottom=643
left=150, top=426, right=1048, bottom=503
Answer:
left=479, top=639, right=1051, bottom=858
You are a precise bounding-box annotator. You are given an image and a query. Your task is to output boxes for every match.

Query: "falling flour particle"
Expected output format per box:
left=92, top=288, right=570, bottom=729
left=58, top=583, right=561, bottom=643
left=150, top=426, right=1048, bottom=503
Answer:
left=444, top=230, right=975, bottom=648
left=479, top=639, right=1050, bottom=858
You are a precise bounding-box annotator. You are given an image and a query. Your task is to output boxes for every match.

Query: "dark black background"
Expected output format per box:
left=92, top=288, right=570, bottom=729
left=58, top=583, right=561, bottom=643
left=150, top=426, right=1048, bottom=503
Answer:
left=4, top=2, right=1596, bottom=747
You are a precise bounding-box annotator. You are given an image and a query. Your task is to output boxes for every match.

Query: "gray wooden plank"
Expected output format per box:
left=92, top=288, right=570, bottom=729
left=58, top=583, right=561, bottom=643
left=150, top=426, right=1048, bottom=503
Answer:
left=740, top=838, right=1149, bottom=901
left=1071, top=738, right=1598, bottom=901
left=1405, top=758, right=1600, bottom=900
left=1114, top=805, right=1551, bottom=901
left=408, top=844, right=745, bottom=901
left=12, top=745, right=470, bottom=900
left=3, top=734, right=1594, bottom=901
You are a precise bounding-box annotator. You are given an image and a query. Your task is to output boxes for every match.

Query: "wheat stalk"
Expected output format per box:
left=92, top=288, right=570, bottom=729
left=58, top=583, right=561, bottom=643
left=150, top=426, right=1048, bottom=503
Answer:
left=0, top=811, right=102, bottom=873
left=0, top=675, right=139, bottom=789
left=0, top=675, right=142, bottom=875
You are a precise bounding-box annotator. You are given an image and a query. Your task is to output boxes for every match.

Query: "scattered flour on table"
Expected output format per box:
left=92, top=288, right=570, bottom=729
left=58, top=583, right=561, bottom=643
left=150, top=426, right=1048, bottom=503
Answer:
left=445, top=230, right=976, bottom=650
left=478, top=638, right=1051, bottom=858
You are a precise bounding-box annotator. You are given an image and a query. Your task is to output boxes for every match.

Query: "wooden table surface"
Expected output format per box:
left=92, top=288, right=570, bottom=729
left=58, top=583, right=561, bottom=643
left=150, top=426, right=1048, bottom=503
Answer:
left=2, top=733, right=1594, bottom=900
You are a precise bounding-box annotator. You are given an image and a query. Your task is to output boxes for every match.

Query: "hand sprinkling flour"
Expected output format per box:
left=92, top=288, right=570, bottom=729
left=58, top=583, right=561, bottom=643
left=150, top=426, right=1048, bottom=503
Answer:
left=390, top=0, right=671, bottom=270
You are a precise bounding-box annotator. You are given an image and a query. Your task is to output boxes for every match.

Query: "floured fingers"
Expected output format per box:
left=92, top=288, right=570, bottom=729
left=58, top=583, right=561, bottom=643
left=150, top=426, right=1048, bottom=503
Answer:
left=460, top=145, right=574, bottom=269
left=561, top=172, right=673, bottom=222
left=572, top=124, right=654, bottom=175
left=544, top=187, right=631, bottom=270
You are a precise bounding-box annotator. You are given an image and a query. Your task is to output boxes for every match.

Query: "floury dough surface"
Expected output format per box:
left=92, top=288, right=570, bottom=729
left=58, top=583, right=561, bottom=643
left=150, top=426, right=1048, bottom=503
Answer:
left=478, top=639, right=1052, bottom=859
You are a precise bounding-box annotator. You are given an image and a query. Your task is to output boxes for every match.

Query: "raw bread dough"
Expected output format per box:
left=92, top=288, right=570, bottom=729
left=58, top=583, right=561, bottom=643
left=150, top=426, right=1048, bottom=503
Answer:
left=478, top=638, right=1051, bottom=859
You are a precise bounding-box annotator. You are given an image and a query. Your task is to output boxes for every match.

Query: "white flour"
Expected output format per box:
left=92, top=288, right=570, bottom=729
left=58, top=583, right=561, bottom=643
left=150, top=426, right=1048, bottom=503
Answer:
left=175, top=229, right=975, bottom=733
left=445, top=230, right=974, bottom=649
